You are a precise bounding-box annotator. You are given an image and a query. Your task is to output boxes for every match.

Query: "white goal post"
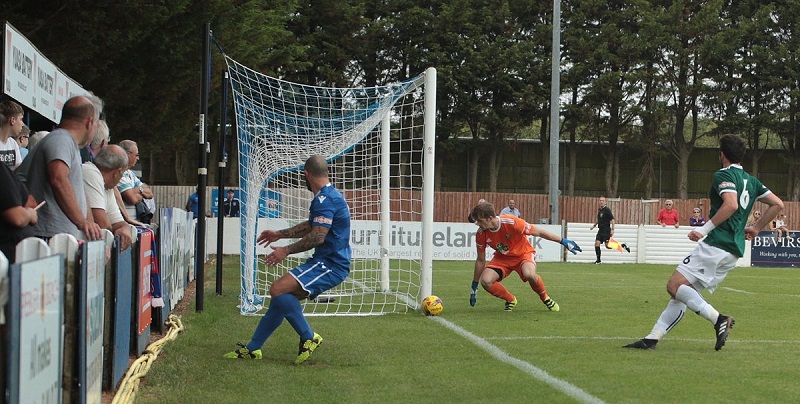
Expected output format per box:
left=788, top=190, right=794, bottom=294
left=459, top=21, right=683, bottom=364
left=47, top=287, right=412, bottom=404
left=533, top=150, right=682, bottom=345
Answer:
left=224, top=56, right=435, bottom=316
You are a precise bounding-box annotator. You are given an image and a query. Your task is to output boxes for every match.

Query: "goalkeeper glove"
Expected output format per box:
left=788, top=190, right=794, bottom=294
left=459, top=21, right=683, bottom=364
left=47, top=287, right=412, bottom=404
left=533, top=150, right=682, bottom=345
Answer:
left=470, top=281, right=479, bottom=307
left=561, top=238, right=582, bottom=255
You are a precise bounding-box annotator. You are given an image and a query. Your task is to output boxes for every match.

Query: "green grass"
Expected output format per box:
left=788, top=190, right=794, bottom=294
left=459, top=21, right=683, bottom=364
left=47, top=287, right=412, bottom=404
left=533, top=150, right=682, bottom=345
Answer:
left=135, top=258, right=800, bottom=403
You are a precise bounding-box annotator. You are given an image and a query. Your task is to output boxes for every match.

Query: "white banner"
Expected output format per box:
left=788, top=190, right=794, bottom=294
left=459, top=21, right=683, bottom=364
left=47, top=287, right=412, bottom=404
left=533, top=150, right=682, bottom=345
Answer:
left=4, top=23, right=36, bottom=108
left=4, top=22, right=87, bottom=123
left=245, top=219, right=565, bottom=262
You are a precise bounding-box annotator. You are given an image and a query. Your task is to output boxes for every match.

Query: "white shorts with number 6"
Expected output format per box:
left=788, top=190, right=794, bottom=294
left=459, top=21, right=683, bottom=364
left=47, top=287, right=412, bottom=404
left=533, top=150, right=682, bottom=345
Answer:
left=676, top=241, right=739, bottom=294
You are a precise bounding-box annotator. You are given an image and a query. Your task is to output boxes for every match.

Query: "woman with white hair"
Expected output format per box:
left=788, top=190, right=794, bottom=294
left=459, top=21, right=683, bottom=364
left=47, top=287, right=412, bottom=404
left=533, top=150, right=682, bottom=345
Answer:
left=27, top=130, right=49, bottom=152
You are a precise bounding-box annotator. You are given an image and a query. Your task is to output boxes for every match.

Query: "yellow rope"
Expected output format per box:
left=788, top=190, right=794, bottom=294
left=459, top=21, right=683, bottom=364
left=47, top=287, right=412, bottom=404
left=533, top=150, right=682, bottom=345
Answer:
left=111, top=314, right=184, bottom=404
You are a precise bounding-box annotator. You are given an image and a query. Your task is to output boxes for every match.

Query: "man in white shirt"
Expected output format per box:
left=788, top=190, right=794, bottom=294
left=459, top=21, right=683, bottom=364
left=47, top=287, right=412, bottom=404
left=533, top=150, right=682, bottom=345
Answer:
left=116, top=139, right=154, bottom=221
left=83, top=144, right=133, bottom=250
left=499, top=199, right=521, bottom=217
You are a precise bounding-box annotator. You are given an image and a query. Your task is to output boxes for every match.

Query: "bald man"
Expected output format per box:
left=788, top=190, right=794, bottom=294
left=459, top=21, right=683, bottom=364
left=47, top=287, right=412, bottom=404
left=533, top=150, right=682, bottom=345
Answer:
left=16, top=95, right=102, bottom=241
left=225, top=155, right=352, bottom=365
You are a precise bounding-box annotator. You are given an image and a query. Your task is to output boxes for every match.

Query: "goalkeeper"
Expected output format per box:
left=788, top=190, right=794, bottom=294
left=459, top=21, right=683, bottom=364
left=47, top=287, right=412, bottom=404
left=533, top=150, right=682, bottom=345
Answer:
left=224, top=155, right=351, bottom=364
left=468, top=202, right=582, bottom=312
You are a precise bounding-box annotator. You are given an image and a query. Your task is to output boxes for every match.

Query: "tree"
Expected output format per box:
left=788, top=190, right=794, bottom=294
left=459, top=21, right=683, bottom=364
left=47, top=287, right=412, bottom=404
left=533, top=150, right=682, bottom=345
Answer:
left=569, top=0, right=646, bottom=197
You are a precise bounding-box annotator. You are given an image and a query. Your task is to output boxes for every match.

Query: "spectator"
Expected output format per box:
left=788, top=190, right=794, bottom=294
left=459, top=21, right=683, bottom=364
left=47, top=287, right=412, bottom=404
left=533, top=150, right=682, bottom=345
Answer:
left=14, top=95, right=102, bottom=241
left=499, top=198, right=521, bottom=217
left=747, top=210, right=761, bottom=227
left=0, top=100, right=24, bottom=169
left=0, top=162, right=38, bottom=262
left=82, top=145, right=132, bottom=251
left=468, top=198, right=488, bottom=223
left=657, top=199, right=680, bottom=228
left=222, top=189, right=240, bottom=217
left=79, top=94, right=105, bottom=163
left=689, top=207, right=706, bottom=227
left=27, top=130, right=49, bottom=152
left=186, top=192, right=199, bottom=219
left=15, top=125, right=30, bottom=161
left=773, top=214, right=790, bottom=238
left=117, top=140, right=155, bottom=223
left=83, top=121, right=143, bottom=228
left=82, top=119, right=109, bottom=163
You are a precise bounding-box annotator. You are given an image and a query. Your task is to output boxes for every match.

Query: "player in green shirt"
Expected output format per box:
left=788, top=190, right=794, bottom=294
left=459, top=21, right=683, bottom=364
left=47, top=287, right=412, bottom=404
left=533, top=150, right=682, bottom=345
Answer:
left=625, top=134, right=784, bottom=351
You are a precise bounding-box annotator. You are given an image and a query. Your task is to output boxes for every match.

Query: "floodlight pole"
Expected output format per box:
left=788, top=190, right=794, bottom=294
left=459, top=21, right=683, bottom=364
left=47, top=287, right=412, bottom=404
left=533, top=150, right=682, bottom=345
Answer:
left=197, top=23, right=211, bottom=312
left=548, top=0, right=561, bottom=225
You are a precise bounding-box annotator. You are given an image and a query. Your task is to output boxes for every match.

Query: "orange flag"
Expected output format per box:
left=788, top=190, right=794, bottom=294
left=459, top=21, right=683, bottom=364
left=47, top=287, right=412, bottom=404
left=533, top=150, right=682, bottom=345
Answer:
left=607, top=238, right=625, bottom=253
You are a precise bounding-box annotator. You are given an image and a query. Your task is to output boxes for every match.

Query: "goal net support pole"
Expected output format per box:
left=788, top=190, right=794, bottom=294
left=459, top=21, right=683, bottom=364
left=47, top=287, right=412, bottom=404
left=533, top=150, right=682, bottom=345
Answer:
left=421, top=67, right=436, bottom=300
left=225, top=55, right=436, bottom=316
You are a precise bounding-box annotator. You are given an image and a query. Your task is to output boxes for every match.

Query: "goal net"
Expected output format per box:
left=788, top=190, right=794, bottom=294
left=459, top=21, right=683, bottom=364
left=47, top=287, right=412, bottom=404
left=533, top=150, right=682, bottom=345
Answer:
left=225, top=57, right=436, bottom=316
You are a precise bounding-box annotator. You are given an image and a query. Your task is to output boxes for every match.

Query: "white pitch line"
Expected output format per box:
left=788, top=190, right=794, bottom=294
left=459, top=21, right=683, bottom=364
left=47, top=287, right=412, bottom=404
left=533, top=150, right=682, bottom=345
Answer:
left=485, top=335, right=800, bottom=345
left=720, top=286, right=800, bottom=298
left=721, top=287, right=755, bottom=294
left=432, top=317, right=605, bottom=404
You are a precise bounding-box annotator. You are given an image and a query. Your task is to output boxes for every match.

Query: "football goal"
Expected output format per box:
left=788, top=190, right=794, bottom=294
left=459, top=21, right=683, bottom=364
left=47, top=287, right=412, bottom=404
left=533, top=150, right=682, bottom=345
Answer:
left=224, top=56, right=436, bottom=316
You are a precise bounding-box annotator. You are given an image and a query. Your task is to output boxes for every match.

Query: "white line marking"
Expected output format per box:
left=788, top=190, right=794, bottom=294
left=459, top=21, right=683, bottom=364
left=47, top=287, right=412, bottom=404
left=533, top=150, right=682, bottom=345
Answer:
left=720, top=286, right=800, bottom=298
left=721, top=287, right=755, bottom=294
left=432, top=317, right=605, bottom=404
left=484, top=335, right=800, bottom=345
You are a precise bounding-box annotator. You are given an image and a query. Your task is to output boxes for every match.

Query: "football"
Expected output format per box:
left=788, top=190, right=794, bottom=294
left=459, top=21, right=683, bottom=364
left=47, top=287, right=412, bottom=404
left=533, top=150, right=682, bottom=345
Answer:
left=421, top=295, right=444, bottom=316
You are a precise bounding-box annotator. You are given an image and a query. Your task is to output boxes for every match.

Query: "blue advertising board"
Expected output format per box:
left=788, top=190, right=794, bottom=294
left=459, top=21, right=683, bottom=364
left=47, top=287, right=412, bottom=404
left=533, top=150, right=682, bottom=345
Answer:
left=7, top=254, right=64, bottom=404
left=750, top=231, right=800, bottom=267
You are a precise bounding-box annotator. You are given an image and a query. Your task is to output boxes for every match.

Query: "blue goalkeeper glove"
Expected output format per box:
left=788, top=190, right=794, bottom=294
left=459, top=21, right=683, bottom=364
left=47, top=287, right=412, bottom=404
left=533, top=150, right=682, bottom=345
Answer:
left=470, top=281, right=479, bottom=307
left=561, top=238, right=582, bottom=255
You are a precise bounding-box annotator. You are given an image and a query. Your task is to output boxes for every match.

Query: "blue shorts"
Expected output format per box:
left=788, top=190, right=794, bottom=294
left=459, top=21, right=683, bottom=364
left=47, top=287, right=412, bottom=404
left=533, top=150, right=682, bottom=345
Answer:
left=289, top=259, right=349, bottom=300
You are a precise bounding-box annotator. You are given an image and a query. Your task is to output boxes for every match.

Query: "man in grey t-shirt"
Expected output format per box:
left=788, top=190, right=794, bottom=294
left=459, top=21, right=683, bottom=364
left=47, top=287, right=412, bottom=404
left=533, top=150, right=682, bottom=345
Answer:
left=16, top=96, right=103, bottom=240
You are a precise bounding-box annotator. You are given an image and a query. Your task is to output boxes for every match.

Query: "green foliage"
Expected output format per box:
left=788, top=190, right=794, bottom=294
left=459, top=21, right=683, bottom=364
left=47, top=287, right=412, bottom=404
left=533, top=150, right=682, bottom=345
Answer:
left=3, top=0, right=800, bottom=197
left=135, top=258, right=800, bottom=403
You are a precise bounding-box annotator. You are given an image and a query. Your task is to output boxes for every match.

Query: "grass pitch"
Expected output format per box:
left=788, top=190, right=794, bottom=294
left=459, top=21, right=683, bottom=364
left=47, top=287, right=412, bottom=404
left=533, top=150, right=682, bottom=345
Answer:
left=135, top=258, right=800, bottom=403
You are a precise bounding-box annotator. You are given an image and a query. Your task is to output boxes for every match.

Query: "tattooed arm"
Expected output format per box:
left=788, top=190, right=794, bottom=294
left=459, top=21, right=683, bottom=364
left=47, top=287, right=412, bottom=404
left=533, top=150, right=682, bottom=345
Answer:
left=257, top=221, right=312, bottom=247
left=262, top=222, right=329, bottom=265
left=285, top=225, right=329, bottom=254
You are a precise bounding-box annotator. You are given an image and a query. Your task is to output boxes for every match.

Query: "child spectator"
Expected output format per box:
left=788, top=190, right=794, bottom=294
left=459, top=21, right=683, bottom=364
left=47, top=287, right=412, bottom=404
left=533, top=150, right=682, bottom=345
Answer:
left=773, top=214, right=790, bottom=238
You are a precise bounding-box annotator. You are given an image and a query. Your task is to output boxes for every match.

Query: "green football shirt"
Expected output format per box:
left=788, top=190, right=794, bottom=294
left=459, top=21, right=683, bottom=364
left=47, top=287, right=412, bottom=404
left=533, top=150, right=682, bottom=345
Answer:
left=704, top=164, right=771, bottom=257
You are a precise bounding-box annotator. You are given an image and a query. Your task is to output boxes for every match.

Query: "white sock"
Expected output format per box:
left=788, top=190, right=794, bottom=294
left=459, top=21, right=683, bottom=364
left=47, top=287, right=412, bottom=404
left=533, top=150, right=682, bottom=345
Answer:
left=645, top=299, right=686, bottom=340
left=675, top=284, right=719, bottom=324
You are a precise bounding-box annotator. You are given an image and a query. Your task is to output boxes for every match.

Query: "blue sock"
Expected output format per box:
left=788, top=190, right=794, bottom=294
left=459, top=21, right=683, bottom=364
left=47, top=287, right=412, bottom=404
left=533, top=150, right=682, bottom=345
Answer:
left=246, top=296, right=286, bottom=351
left=273, top=293, right=313, bottom=341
